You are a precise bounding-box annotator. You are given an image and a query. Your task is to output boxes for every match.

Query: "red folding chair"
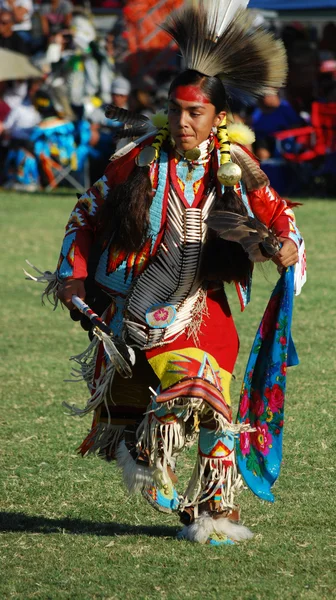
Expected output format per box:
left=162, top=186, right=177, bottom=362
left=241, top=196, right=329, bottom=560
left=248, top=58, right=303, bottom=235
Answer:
left=274, top=101, right=336, bottom=162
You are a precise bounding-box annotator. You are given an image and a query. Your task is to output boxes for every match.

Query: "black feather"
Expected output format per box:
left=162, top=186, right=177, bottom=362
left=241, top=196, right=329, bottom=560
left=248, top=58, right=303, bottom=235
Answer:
left=206, top=211, right=280, bottom=262
left=105, top=104, right=149, bottom=126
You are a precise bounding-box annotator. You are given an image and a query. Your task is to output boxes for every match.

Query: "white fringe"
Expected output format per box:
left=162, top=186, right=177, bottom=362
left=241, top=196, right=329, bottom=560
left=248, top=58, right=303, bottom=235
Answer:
left=148, top=397, right=254, bottom=435
left=182, top=453, right=244, bottom=511
left=68, top=336, right=100, bottom=385
left=179, top=512, right=254, bottom=544
left=116, top=440, right=154, bottom=493
left=63, top=360, right=116, bottom=420
left=137, top=413, right=186, bottom=469
left=186, top=287, right=209, bottom=346
left=82, top=423, right=126, bottom=457
left=24, top=261, right=60, bottom=309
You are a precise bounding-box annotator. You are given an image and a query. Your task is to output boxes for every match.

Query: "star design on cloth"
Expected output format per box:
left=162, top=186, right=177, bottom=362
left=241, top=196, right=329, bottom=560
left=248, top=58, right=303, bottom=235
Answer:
left=79, top=192, right=98, bottom=216
left=93, top=175, right=109, bottom=199
left=66, top=208, right=85, bottom=232
left=168, top=353, right=223, bottom=392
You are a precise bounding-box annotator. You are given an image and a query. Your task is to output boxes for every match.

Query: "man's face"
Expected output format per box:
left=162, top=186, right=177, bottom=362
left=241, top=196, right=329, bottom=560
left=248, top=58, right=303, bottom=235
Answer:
left=0, top=13, right=13, bottom=38
left=112, top=93, right=128, bottom=108
left=168, top=85, right=224, bottom=152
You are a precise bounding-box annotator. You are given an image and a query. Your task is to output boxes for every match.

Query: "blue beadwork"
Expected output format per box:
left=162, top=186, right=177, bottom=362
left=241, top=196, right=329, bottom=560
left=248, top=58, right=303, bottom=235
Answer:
left=95, top=150, right=169, bottom=295
left=58, top=232, right=76, bottom=279
left=175, top=159, right=206, bottom=206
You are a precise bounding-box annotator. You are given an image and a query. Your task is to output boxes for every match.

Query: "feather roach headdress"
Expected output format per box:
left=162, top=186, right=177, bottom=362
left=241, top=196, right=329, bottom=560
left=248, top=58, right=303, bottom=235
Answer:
left=161, top=0, right=287, bottom=99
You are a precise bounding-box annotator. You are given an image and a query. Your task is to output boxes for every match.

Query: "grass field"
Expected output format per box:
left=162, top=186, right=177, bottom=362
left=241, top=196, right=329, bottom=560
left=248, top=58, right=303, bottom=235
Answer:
left=0, top=192, right=335, bottom=600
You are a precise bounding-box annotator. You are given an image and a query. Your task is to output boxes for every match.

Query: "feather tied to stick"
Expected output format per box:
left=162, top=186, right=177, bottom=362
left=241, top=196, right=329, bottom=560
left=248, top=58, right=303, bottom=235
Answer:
left=205, top=211, right=281, bottom=263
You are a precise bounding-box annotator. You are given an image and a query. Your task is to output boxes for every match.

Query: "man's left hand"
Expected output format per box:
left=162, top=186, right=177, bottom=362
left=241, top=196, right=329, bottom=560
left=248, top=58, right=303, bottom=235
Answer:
left=272, top=238, right=298, bottom=268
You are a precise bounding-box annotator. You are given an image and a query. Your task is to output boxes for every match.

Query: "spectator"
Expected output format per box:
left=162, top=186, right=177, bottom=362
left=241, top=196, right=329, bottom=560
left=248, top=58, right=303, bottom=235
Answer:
left=250, top=90, right=305, bottom=161
left=0, top=81, right=10, bottom=122
left=88, top=75, right=131, bottom=181
left=87, top=76, right=131, bottom=129
left=98, top=31, right=118, bottom=105
left=0, top=0, right=34, bottom=42
left=3, top=80, right=28, bottom=109
left=286, top=39, right=319, bottom=114
left=128, top=75, right=155, bottom=118
left=0, top=78, right=43, bottom=189
left=40, top=0, right=73, bottom=39
left=319, top=22, right=336, bottom=58
left=0, top=80, right=11, bottom=170
left=0, top=78, right=42, bottom=142
left=110, top=75, right=130, bottom=109
left=0, top=8, right=29, bottom=53
left=37, top=10, right=99, bottom=119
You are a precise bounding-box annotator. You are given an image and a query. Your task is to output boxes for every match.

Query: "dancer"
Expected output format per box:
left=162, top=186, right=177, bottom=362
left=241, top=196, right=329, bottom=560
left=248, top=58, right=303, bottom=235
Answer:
left=31, top=1, right=304, bottom=545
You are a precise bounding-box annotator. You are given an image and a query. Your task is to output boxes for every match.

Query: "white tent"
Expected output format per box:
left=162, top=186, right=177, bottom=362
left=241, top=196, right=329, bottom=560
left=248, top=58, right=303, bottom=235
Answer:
left=0, top=48, right=42, bottom=82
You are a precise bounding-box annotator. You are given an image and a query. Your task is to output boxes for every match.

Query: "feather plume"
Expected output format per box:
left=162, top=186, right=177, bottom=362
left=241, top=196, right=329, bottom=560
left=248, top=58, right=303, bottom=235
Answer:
left=227, top=122, right=255, bottom=145
left=161, top=1, right=287, bottom=98
left=105, top=104, right=149, bottom=126
left=206, top=211, right=281, bottom=262
left=150, top=110, right=169, bottom=128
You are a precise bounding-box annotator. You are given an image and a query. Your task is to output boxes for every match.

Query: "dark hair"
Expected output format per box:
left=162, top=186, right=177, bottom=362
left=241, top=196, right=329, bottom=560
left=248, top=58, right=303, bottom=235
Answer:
left=33, top=89, right=57, bottom=118
left=96, top=165, right=153, bottom=253
left=169, top=69, right=229, bottom=114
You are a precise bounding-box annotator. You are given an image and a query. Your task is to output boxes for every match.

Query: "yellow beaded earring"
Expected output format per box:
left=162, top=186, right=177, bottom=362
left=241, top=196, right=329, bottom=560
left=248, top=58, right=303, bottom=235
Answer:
left=216, top=116, right=242, bottom=186
left=136, top=121, right=170, bottom=167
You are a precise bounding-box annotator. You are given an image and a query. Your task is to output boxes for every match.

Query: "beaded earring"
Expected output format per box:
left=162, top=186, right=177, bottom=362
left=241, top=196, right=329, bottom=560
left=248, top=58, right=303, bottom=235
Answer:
left=216, top=116, right=242, bottom=186
left=136, top=121, right=170, bottom=167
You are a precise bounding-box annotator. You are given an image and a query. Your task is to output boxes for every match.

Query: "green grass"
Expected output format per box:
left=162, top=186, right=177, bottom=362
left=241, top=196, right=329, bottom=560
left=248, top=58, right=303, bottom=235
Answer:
left=0, top=192, right=335, bottom=600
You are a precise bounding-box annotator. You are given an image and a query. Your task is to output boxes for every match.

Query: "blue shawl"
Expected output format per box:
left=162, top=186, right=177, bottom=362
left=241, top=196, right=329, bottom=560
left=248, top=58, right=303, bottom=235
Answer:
left=236, top=266, right=299, bottom=502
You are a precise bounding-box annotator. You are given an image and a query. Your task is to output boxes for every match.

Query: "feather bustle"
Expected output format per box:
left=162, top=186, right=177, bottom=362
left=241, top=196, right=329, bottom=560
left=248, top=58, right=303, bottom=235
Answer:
left=206, top=211, right=281, bottom=261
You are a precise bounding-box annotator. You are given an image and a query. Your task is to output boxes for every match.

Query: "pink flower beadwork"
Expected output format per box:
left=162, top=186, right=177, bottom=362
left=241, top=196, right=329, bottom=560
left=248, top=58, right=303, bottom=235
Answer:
left=153, top=308, right=169, bottom=322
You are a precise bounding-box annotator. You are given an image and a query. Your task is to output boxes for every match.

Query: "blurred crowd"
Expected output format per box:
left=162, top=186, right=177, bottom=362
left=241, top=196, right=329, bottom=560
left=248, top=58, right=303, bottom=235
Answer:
left=0, top=1, right=335, bottom=194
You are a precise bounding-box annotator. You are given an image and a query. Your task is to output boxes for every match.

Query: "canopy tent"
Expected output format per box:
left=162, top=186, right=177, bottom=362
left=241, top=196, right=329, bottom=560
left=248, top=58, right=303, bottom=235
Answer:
left=0, top=48, right=42, bottom=82
left=248, top=0, right=336, bottom=9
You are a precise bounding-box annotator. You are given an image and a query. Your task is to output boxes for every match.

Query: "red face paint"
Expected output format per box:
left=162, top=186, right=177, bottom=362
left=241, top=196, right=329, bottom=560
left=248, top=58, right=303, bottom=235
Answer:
left=171, top=85, right=210, bottom=104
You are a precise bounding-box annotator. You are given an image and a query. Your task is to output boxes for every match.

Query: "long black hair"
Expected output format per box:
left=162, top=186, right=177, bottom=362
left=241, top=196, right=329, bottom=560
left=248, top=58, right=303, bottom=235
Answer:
left=96, top=164, right=153, bottom=253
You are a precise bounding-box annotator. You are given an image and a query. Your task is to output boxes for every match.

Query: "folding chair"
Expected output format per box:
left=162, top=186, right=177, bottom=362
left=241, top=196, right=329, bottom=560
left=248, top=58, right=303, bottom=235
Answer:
left=32, top=117, right=91, bottom=193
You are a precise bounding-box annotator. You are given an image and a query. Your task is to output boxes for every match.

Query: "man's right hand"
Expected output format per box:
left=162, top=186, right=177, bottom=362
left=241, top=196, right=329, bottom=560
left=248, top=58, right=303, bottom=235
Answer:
left=57, top=279, right=86, bottom=310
